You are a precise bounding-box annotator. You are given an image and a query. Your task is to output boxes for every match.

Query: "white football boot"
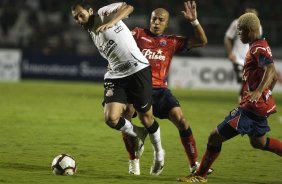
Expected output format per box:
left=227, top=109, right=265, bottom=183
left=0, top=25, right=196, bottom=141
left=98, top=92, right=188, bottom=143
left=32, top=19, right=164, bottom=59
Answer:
left=129, top=159, right=140, bottom=175
left=150, top=149, right=165, bottom=176
left=190, top=161, right=214, bottom=175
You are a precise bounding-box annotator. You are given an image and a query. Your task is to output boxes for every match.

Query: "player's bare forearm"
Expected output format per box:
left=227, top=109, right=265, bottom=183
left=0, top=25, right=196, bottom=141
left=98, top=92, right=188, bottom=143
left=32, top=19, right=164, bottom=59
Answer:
left=256, top=64, right=276, bottom=93
left=109, top=3, right=133, bottom=25
left=224, top=37, right=233, bottom=56
left=248, top=64, right=276, bottom=103
left=96, top=3, right=133, bottom=32
left=269, top=70, right=278, bottom=91
left=187, top=24, right=207, bottom=48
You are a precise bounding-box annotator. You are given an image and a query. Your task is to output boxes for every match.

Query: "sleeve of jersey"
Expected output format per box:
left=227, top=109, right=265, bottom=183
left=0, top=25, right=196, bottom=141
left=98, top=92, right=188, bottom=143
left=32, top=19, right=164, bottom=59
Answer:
left=225, top=20, right=237, bottom=39
left=174, top=36, right=188, bottom=53
left=131, top=27, right=139, bottom=40
left=251, top=45, right=273, bottom=68
left=98, top=2, right=125, bottom=16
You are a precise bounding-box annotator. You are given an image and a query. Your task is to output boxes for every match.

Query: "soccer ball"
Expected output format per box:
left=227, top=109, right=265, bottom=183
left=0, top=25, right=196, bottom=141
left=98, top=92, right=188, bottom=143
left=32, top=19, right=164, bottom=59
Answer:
left=51, top=154, right=77, bottom=175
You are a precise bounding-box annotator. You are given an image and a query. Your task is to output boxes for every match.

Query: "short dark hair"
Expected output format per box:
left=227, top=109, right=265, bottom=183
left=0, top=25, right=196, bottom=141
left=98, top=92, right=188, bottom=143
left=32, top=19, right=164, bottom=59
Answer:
left=71, top=0, right=93, bottom=11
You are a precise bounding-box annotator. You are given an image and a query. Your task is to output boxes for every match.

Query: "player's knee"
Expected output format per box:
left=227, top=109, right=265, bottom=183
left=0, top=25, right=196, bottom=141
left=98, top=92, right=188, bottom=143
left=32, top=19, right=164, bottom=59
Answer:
left=123, top=105, right=136, bottom=120
left=104, top=114, right=119, bottom=128
left=177, top=117, right=189, bottom=130
left=138, top=113, right=154, bottom=127
left=169, top=112, right=189, bottom=130
left=250, top=140, right=265, bottom=150
left=208, top=130, right=223, bottom=146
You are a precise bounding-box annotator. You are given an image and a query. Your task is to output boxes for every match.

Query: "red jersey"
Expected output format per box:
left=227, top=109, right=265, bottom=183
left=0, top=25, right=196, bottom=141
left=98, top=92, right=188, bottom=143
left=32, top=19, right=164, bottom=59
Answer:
left=132, top=27, right=188, bottom=88
left=240, top=39, right=276, bottom=117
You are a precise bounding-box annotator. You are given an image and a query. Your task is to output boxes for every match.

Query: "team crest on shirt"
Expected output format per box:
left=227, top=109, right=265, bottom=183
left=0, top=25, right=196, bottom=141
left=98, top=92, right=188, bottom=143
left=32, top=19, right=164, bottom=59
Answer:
left=160, top=39, right=167, bottom=46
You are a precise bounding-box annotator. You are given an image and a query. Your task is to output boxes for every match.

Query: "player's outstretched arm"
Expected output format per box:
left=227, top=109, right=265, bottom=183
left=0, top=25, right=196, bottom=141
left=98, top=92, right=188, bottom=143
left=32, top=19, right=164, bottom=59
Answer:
left=182, top=1, right=207, bottom=49
left=224, top=37, right=236, bottom=63
left=96, top=3, right=134, bottom=32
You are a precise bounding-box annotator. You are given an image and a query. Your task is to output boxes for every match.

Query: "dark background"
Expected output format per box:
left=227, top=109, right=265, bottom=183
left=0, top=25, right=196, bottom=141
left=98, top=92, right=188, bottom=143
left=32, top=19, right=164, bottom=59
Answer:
left=0, top=0, right=281, bottom=58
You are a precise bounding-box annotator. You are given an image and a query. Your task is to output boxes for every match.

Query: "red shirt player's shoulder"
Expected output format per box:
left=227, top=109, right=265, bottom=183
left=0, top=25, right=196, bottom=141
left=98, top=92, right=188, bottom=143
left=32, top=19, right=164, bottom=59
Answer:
left=250, top=39, right=272, bottom=57
left=131, top=27, right=141, bottom=36
left=162, top=34, right=186, bottom=40
left=131, top=27, right=151, bottom=38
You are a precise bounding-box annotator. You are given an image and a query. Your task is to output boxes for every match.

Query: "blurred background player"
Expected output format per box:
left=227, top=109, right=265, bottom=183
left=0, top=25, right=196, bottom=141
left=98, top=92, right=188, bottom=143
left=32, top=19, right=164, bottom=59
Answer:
left=71, top=0, right=165, bottom=174
left=121, top=1, right=212, bottom=176
left=224, top=7, right=262, bottom=99
left=178, top=12, right=281, bottom=182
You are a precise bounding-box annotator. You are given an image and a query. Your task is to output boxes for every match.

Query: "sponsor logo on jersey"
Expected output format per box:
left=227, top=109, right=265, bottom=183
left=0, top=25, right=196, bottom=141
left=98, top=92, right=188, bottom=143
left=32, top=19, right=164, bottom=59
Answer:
left=99, top=39, right=117, bottom=57
left=114, top=61, right=132, bottom=72
left=142, top=49, right=165, bottom=61
left=114, top=25, right=123, bottom=33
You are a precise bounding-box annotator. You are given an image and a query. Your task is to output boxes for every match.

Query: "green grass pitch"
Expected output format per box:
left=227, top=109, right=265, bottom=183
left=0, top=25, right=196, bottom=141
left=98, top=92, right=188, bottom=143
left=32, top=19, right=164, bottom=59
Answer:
left=0, top=80, right=281, bottom=184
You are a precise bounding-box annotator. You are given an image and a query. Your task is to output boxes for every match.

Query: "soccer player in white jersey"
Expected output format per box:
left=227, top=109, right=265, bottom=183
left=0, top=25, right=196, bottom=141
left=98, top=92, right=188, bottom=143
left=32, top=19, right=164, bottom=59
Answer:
left=71, top=0, right=165, bottom=175
left=224, top=8, right=262, bottom=99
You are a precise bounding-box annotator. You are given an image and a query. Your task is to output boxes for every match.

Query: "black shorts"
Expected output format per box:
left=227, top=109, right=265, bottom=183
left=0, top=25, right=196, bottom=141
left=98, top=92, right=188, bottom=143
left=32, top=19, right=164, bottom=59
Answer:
left=152, top=88, right=180, bottom=119
left=104, top=67, right=152, bottom=113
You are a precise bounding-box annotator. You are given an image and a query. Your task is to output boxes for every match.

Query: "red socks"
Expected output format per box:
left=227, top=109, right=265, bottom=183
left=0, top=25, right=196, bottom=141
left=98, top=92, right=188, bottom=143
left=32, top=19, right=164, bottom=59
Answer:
left=196, top=144, right=221, bottom=177
left=122, top=133, right=136, bottom=160
left=265, top=137, right=282, bottom=156
left=180, top=135, right=198, bottom=167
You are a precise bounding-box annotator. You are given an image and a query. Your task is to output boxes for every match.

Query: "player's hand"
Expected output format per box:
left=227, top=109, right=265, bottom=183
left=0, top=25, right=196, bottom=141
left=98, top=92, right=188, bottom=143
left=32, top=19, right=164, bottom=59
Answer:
left=228, top=53, right=237, bottom=64
left=181, top=1, right=197, bottom=22
left=96, top=22, right=115, bottom=32
left=245, top=90, right=262, bottom=103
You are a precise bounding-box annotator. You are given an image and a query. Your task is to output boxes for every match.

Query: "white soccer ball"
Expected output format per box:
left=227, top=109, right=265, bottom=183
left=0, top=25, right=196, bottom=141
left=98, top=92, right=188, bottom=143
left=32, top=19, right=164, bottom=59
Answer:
left=51, top=154, right=77, bottom=175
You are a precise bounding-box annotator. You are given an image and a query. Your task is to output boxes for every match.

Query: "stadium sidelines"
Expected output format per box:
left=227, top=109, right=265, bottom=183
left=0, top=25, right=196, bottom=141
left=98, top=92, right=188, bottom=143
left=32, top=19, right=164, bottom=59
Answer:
left=0, top=49, right=281, bottom=93
left=169, top=56, right=282, bottom=92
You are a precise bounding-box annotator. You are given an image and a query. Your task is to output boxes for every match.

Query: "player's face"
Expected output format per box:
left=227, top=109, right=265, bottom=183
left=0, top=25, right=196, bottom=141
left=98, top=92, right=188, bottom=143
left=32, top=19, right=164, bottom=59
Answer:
left=72, top=5, right=94, bottom=30
left=150, top=11, right=169, bottom=36
left=237, top=23, right=250, bottom=44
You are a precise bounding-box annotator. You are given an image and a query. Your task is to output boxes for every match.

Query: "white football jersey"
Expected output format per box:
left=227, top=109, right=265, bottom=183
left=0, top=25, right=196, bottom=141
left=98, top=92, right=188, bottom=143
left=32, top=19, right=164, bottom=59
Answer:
left=89, top=2, right=149, bottom=79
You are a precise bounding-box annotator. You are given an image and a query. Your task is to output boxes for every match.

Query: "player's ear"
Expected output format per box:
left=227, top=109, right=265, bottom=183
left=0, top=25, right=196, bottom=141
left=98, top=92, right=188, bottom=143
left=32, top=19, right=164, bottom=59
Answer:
left=164, top=18, right=169, bottom=28
left=89, top=8, right=94, bottom=15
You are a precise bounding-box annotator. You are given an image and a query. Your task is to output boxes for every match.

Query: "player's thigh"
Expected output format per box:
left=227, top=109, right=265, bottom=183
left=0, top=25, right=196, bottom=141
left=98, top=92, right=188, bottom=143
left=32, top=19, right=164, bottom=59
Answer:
left=249, top=134, right=268, bottom=149
left=153, top=88, right=180, bottom=119
left=208, top=128, right=227, bottom=145
left=128, top=67, right=152, bottom=113
left=217, top=108, right=241, bottom=140
left=104, top=79, right=127, bottom=104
